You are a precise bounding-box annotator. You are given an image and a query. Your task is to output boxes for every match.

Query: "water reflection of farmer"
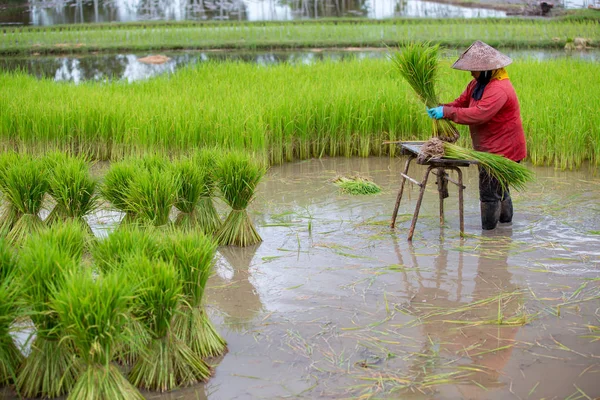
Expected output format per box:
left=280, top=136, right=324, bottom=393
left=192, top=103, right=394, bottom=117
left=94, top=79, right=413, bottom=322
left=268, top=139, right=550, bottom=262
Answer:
left=426, top=41, right=527, bottom=230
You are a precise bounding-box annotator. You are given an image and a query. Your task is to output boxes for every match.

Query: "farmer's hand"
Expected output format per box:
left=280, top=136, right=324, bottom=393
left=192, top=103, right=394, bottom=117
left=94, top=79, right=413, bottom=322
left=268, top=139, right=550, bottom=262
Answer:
left=427, top=106, right=444, bottom=120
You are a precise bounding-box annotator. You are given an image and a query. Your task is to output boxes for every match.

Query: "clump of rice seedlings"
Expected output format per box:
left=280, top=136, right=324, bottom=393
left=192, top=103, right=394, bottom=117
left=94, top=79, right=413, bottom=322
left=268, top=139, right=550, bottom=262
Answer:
left=125, top=167, right=178, bottom=228
left=160, top=231, right=226, bottom=358
left=172, top=157, right=206, bottom=230
left=101, top=161, right=138, bottom=225
left=53, top=270, right=144, bottom=400
left=91, top=227, right=160, bottom=273
left=0, top=240, right=22, bottom=386
left=215, top=151, right=266, bottom=247
left=390, top=42, right=460, bottom=143
left=0, top=156, right=48, bottom=245
left=26, top=220, right=88, bottom=264
left=45, top=153, right=98, bottom=232
left=333, top=175, right=382, bottom=195
left=443, top=142, right=534, bottom=192
left=15, top=242, right=80, bottom=398
left=126, top=256, right=212, bottom=391
left=193, top=149, right=221, bottom=235
left=0, top=152, right=22, bottom=237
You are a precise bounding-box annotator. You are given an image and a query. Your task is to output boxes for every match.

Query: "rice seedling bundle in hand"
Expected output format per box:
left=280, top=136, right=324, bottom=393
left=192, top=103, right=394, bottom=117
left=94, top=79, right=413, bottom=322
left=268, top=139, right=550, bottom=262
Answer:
left=215, top=151, right=267, bottom=247
left=159, top=231, right=226, bottom=358
left=390, top=42, right=460, bottom=143
left=0, top=156, right=48, bottom=245
left=45, top=153, right=98, bottom=231
left=0, top=240, right=22, bottom=387
left=333, top=175, right=382, bottom=195
left=126, top=256, right=212, bottom=391
left=193, top=149, right=222, bottom=235
left=101, top=161, right=138, bottom=225
left=15, top=241, right=81, bottom=398
left=0, top=152, right=22, bottom=237
left=53, top=270, right=144, bottom=400
left=125, top=167, right=178, bottom=228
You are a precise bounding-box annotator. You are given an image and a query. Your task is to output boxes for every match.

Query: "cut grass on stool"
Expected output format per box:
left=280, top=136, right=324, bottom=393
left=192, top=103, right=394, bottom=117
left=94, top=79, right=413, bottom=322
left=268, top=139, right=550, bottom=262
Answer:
left=215, top=151, right=266, bottom=247
left=333, top=175, right=382, bottom=195
left=159, top=231, right=226, bottom=358
left=0, top=240, right=22, bottom=387
left=126, top=256, right=212, bottom=391
left=15, top=242, right=80, bottom=398
left=53, top=270, right=144, bottom=400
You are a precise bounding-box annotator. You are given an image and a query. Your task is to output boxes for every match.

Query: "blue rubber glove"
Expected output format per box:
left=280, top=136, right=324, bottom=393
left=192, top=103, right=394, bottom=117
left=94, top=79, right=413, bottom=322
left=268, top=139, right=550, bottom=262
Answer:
left=426, top=106, right=444, bottom=120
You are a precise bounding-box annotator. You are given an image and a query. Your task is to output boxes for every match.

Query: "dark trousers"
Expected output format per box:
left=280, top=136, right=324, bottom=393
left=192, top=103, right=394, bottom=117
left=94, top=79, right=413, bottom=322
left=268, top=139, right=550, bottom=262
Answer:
left=478, top=166, right=510, bottom=203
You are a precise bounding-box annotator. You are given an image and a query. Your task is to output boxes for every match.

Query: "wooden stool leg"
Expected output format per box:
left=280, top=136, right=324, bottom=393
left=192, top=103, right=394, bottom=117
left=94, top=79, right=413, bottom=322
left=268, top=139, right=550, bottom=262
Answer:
left=437, top=167, right=445, bottom=227
left=456, top=168, right=465, bottom=237
left=408, top=165, right=434, bottom=241
left=391, top=155, right=414, bottom=229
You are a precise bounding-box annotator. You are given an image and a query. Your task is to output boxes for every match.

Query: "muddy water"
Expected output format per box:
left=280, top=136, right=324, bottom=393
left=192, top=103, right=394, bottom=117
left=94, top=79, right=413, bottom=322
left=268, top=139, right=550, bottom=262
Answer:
left=150, top=157, right=599, bottom=399
left=3, top=156, right=600, bottom=399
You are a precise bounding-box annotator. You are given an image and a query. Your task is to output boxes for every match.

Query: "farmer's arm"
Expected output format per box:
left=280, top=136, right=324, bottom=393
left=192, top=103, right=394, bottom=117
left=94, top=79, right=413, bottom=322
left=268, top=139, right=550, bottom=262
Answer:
left=443, top=87, right=507, bottom=125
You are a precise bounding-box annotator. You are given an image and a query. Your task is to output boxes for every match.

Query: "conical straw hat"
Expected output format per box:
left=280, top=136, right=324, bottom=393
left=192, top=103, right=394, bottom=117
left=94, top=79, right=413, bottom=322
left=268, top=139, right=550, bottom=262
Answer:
left=451, top=41, right=512, bottom=71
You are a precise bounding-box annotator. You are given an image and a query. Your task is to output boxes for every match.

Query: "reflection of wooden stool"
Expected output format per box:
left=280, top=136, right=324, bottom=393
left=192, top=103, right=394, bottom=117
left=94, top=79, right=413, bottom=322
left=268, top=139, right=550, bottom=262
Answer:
left=390, top=142, right=475, bottom=241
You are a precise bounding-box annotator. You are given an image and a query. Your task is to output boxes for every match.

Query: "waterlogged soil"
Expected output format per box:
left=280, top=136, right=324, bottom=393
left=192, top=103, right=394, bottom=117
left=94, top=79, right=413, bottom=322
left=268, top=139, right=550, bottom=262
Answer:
left=4, top=156, right=600, bottom=399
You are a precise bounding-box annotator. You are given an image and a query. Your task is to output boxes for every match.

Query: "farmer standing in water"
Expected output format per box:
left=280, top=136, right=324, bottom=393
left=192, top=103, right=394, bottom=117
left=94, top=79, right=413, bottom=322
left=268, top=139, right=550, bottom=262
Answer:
left=426, top=41, right=527, bottom=231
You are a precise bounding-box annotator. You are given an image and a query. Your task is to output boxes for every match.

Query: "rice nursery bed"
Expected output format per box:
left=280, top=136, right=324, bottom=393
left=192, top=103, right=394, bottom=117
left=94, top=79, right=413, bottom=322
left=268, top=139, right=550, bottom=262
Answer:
left=1, top=18, right=599, bottom=55
left=2, top=156, right=599, bottom=400
left=1, top=57, right=599, bottom=169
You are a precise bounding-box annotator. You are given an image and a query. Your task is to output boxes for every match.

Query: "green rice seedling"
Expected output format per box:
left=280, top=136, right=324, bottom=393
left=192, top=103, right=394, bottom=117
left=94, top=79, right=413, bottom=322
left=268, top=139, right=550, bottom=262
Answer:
left=125, top=167, right=178, bottom=228
left=125, top=256, right=212, bottom=391
left=0, top=156, right=48, bottom=245
left=91, top=227, right=160, bottom=273
left=53, top=270, right=144, bottom=400
left=29, top=220, right=88, bottom=263
left=0, top=152, right=22, bottom=237
left=101, top=161, right=138, bottom=224
left=390, top=42, right=460, bottom=143
left=159, top=231, right=226, bottom=358
left=0, top=240, right=22, bottom=387
left=16, top=241, right=81, bottom=398
left=45, top=153, right=98, bottom=231
left=193, top=149, right=222, bottom=235
left=443, top=142, right=535, bottom=192
left=172, top=157, right=206, bottom=230
left=333, top=175, right=382, bottom=195
left=215, top=151, right=267, bottom=247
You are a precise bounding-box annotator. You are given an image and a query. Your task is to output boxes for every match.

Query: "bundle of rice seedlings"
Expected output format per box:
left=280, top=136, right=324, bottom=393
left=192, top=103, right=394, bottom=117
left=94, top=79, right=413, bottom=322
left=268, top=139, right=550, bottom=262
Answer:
left=442, top=142, right=534, bottom=192
left=193, top=149, right=221, bottom=235
left=30, top=220, right=88, bottom=263
left=91, top=227, right=160, bottom=274
left=101, top=161, right=138, bottom=225
left=390, top=42, right=460, bottom=143
left=125, top=168, right=178, bottom=228
left=333, top=175, right=382, bottom=195
left=125, top=256, right=212, bottom=391
left=0, top=152, right=22, bottom=237
left=53, top=270, right=144, bottom=400
left=0, top=157, right=48, bottom=245
left=15, top=242, right=80, bottom=398
left=215, top=151, right=267, bottom=247
left=45, top=153, right=98, bottom=232
left=159, top=231, right=226, bottom=358
left=0, top=240, right=22, bottom=387
left=172, top=157, right=207, bottom=230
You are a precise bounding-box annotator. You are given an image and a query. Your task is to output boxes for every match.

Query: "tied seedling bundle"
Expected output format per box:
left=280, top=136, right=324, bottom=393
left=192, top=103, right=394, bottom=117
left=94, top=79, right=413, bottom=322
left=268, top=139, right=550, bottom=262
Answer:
left=419, top=138, right=534, bottom=192
left=101, top=161, right=138, bottom=225
left=32, top=220, right=88, bottom=263
left=126, top=256, right=211, bottom=391
left=333, top=175, right=382, bottom=195
left=193, top=149, right=221, bottom=235
left=160, top=231, right=226, bottom=358
left=53, top=270, right=144, bottom=400
left=0, top=152, right=21, bottom=236
left=390, top=42, right=460, bottom=143
left=215, top=151, right=267, bottom=247
left=0, top=155, right=48, bottom=245
left=0, top=240, right=22, bottom=387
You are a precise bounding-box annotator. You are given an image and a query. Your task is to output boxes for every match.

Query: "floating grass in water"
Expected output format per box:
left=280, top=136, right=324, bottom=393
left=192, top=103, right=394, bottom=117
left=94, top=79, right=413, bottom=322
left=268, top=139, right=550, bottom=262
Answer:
left=53, top=270, right=144, bottom=400
left=45, top=153, right=98, bottom=231
left=101, top=162, right=138, bottom=224
left=215, top=151, right=266, bottom=247
left=16, top=242, right=80, bottom=398
left=0, top=240, right=21, bottom=387
left=333, top=175, right=382, bottom=195
left=390, top=42, right=460, bottom=143
left=126, top=167, right=178, bottom=228
left=193, top=149, right=221, bottom=235
left=160, top=231, right=226, bottom=358
left=126, top=256, right=212, bottom=391
left=0, top=157, right=48, bottom=245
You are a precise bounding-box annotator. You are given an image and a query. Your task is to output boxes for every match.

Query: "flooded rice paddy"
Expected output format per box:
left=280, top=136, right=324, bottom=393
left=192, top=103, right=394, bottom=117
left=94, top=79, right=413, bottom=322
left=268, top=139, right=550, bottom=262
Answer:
left=2, top=49, right=599, bottom=83
left=26, top=156, right=598, bottom=399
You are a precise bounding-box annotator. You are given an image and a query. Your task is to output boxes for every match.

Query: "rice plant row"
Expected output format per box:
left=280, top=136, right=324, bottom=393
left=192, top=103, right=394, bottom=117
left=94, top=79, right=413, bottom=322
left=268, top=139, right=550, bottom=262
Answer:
left=1, top=57, right=598, bottom=169
left=0, top=219, right=228, bottom=399
left=1, top=19, right=598, bottom=55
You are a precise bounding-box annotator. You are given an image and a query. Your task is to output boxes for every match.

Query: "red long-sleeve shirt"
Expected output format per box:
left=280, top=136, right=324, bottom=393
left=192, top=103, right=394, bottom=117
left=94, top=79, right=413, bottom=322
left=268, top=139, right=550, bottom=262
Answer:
left=443, top=79, right=527, bottom=162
